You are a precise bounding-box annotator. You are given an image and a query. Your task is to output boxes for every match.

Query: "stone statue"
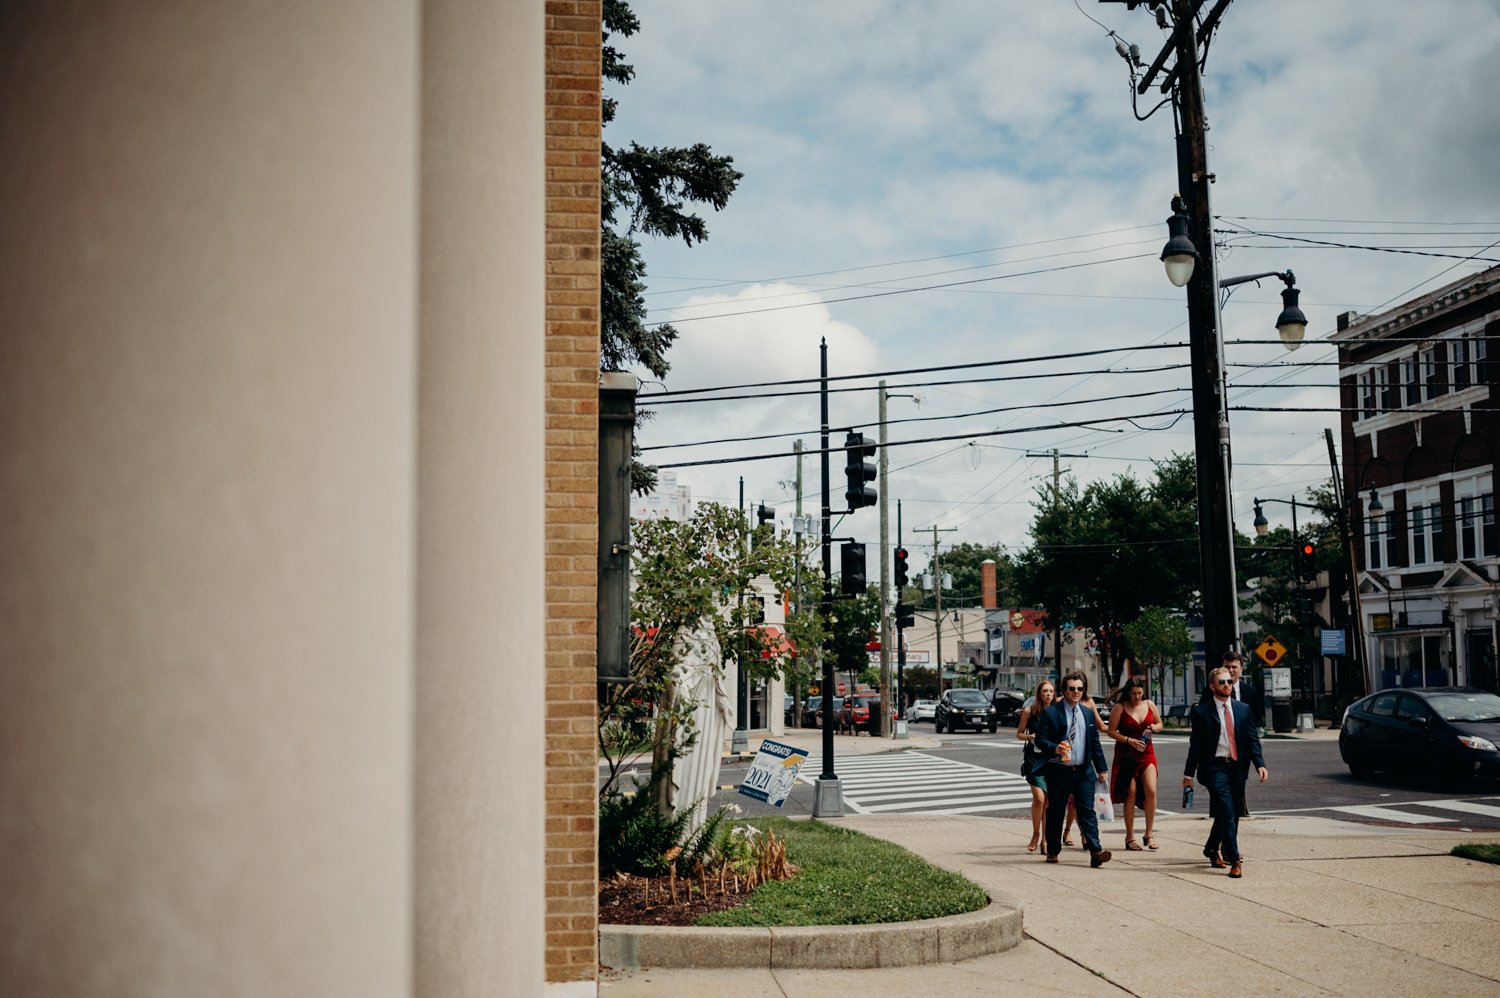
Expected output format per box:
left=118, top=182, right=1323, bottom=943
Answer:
left=667, top=617, right=732, bottom=835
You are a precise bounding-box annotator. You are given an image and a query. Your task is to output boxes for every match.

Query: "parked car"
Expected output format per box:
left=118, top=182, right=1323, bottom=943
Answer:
left=987, top=689, right=1025, bottom=726
left=802, top=696, right=843, bottom=728
left=838, top=694, right=882, bottom=735
left=905, top=698, right=938, bottom=723
left=935, top=687, right=998, bottom=733
left=1339, top=687, right=1500, bottom=784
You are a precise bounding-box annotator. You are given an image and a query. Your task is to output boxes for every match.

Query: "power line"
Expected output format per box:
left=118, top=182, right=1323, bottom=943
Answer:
left=643, top=252, right=1155, bottom=327
left=653, top=409, right=1193, bottom=470
left=639, top=341, right=1188, bottom=400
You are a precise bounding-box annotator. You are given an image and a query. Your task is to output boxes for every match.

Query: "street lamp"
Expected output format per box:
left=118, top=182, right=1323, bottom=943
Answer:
left=1160, top=195, right=1199, bottom=288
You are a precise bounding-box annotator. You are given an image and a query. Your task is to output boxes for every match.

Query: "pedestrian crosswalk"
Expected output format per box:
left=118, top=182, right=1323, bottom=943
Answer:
left=1266, top=797, right=1500, bottom=826
left=797, top=750, right=1033, bottom=816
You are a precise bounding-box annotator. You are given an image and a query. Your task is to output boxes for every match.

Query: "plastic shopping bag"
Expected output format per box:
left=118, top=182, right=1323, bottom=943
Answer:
left=1094, top=786, right=1116, bottom=826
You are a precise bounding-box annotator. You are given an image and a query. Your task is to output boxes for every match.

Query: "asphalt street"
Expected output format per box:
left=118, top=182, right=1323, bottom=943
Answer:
left=702, top=725, right=1500, bottom=832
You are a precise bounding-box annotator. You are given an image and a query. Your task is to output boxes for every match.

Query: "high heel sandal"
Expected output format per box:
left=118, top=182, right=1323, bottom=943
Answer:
left=1125, top=838, right=1143, bottom=851
left=1144, top=834, right=1158, bottom=850
left=1027, top=835, right=1039, bottom=853
left=1063, top=826, right=1076, bottom=847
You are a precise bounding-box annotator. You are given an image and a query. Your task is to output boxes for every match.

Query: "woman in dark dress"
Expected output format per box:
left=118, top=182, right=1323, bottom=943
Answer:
left=1015, top=679, right=1056, bottom=853
left=1107, top=677, right=1162, bottom=850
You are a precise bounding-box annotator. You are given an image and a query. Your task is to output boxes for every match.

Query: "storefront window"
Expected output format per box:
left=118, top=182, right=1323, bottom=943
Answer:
left=1377, top=632, right=1450, bottom=689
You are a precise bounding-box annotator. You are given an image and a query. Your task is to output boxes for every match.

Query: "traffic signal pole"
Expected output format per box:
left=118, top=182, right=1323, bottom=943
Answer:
left=813, top=338, right=843, bottom=817
left=878, top=381, right=892, bottom=736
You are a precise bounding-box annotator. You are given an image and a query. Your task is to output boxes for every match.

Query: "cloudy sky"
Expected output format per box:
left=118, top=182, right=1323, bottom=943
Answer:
left=611, top=0, right=1500, bottom=585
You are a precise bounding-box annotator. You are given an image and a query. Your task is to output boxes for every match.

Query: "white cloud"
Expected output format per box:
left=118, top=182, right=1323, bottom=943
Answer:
left=615, top=0, right=1500, bottom=564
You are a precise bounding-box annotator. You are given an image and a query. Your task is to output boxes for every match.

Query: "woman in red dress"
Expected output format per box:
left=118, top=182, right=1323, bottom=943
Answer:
left=1107, top=677, right=1162, bottom=850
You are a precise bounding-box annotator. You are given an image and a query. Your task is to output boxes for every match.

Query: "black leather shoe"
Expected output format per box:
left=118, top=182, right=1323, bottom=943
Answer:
left=1090, top=849, right=1112, bottom=868
left=1045, top=853, right=1059, bottom=864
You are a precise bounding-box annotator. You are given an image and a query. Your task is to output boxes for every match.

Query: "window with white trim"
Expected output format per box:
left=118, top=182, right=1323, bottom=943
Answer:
left=1420, top=346, right=1440, bottom=401
left=1456, top=475, right=1496, bottom=560
left=1376, top=364, right=1391, bottom=412
left=1366, top=509, right=1396, bottom=569
left=1408, top=488, right=1443, bottom=566
left=1452, top=336, right=1471, bottom=392
left=1400, top=355, right=1419, bottom=407
left=1357, top=371, right=1374, bottom=419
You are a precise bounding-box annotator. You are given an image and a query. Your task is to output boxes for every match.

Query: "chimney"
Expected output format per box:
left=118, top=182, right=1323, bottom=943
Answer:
left=981, top=559, right=997, bottom=609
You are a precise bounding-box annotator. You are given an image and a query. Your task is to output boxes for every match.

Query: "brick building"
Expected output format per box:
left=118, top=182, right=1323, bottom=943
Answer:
left=1335, top=265, right=1498, bottom=695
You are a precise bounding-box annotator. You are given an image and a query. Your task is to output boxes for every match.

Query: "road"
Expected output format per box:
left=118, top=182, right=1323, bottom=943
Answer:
left=705, top=726, right=1500, bottom=832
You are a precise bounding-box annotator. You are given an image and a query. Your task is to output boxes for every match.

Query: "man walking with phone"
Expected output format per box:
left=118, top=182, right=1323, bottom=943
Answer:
left=1185, top=666, right=1268, bottom=879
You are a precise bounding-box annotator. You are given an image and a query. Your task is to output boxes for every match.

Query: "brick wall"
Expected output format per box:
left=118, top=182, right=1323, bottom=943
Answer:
left=544, top=0, right=602, bottom=984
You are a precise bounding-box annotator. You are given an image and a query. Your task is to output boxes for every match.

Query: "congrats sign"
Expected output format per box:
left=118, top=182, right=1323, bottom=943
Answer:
left=738, top=739, right=809, bottom=807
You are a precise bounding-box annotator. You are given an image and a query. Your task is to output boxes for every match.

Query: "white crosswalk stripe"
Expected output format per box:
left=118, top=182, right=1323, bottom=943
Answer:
left=798, top=751, right=1032, bottom=816
left=1263, top=796, right=1500, bottom=826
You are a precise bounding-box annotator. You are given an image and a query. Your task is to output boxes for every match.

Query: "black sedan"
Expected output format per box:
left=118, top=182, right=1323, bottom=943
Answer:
left=935, top=687, right=998, bottom=734
left=1339, top=686, right=1500, bottom=784
left=987, top=689, right=1025, bottom=727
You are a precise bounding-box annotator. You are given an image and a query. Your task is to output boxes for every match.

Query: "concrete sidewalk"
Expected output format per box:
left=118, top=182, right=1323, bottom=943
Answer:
left=600, top=732, right=1500, bottom=997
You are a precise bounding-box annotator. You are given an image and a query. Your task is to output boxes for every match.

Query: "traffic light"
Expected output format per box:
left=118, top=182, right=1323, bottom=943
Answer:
left=1298, top=539, right=1316, bottom=582
left=840, top=541, right=867, bottom=595
left=893, top=546, right=909, bottom=588
left=896, top=601, right=915, bottom=629
left=843, top=431, right=877, bottom=510
left=756, top=503, right=774, bottom=526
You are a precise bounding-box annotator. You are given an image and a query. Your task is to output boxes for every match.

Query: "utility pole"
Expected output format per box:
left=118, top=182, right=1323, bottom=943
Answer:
left=733, top=476, right=748, bottom=753
left=878, top=382, right=892, bottom=736
left=926, top=525, right=957, bottom=688
left=792, top=439, right=804, bottom=726
left=896, top=500, right=907, bottom=737
left=1027, top=447, right=1085, bottom=679
left=1168, top=0, right=1240, bottom=672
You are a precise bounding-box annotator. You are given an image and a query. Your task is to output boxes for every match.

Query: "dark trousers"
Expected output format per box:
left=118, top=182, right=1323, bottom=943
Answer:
left=1043, top=764, right=1101, bottom=856
left=1201, top=759, right=1243, bottom=864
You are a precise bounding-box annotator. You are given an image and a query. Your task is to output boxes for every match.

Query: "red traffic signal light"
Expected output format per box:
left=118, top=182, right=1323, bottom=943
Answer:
left=894, top=546, right=909, bottom=588
left=1300, top=541, right=1315, bottom=557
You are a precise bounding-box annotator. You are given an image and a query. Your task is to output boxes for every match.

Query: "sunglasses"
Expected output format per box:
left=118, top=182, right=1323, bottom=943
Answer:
left=1064, top=685, right=1085, bottom=692
left=1214, top=679, right=1234, bottom=685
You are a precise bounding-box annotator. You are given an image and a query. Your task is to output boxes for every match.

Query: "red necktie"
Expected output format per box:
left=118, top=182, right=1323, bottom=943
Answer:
left=1223, top=701, right=1238, bottom=761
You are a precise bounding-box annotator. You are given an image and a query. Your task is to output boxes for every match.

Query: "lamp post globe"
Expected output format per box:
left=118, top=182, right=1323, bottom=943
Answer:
left=1275, top=284, right=1308, bottom=350
left=1161, top=196, right=1199, bottom=288
left=1252, top=502, right=1269, bottom=537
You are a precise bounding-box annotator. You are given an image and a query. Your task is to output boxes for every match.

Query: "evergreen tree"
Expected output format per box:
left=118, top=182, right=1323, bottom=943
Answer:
left=601, top=0, right=741, bottom=379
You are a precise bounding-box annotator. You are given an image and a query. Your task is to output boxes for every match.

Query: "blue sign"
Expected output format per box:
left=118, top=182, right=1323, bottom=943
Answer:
left=1320, top=629, right=1347, bottom=656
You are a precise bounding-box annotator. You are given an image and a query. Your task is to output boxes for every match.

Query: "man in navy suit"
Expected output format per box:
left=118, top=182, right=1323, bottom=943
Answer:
left=1199, top=649, right=1264, bottom=818
left=1184, top=665, right=1269, bottom=878
left=1034, top=671, right=1112, bottom=868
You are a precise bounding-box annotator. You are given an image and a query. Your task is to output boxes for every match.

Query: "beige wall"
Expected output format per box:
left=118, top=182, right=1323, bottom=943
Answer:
left=1, top=2, right=564, bottom=995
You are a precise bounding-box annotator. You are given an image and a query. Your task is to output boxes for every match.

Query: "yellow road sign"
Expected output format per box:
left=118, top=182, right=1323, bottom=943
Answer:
left=1255, top=635, right=1287, bottom=666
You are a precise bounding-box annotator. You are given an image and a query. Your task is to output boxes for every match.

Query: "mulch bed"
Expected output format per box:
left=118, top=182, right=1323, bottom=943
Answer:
left=598, top=874, right=753, bottom=927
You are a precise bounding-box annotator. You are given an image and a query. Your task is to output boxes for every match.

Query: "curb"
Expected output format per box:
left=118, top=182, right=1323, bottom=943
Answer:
left=598, top=894, right=1023, bottom=970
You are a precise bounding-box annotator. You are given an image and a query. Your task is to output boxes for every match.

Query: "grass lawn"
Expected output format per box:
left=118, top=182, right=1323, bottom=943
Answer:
left=1452, top=843, right=1500, bottom=864
left=695, top=816, right=989, bottom=927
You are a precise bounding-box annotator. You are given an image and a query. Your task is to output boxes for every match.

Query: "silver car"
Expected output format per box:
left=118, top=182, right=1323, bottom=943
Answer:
left=905, top=698, right=938, bottom=722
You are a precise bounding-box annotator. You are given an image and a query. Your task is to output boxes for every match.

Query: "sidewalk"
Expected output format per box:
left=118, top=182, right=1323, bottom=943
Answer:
left=600, top=729, right=1500, bottom=997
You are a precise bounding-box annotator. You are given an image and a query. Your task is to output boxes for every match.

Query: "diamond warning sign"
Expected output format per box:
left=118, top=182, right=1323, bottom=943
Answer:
left=1254, top=635, right=1287, bottom=666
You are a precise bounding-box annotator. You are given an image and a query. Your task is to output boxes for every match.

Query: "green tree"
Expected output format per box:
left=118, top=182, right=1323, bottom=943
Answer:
left=827, top=584, right=881, bottom=691
left=1013, top=455, right=1199, bottom=688
left=1123, top=605, right=1194, bottom=702
left=601, top=503, right=824, bottom=810
left=601, top=0, right=741, bottom=381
